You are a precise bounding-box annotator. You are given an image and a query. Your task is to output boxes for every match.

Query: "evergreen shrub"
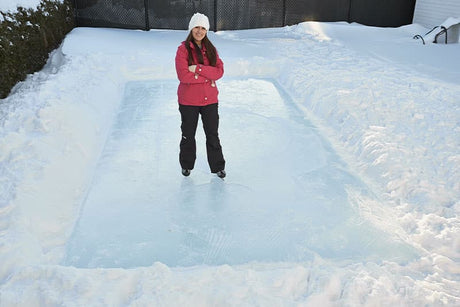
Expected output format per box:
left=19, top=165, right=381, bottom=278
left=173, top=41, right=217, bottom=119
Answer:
left=0, top=0, right=75, bottom=99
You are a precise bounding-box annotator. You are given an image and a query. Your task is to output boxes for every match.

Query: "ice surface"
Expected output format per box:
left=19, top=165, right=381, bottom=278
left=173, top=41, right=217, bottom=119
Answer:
left=64, top=79, right=417, bottom=268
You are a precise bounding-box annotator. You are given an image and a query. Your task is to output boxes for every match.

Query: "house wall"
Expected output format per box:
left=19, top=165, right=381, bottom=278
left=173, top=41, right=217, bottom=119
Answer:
left=413, top=0, right=460, bottom=27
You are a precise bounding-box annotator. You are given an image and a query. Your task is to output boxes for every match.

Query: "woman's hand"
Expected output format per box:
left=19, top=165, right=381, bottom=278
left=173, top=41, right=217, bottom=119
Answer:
left=188, top=65, right=197, bottom=73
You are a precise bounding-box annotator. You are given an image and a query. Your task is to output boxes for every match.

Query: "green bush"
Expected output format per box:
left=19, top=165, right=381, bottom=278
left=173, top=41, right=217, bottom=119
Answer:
left=0, top=0, right=75, bottom=99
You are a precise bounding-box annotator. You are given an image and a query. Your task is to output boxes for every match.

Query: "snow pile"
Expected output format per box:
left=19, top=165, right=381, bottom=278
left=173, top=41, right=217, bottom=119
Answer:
left=415, top=17, right=460, bottom=44
left=0, top=22, right=459, bottom=305
left=441, top=17, right=460, bottom=29
left=0, top=45, right=122, bottom=279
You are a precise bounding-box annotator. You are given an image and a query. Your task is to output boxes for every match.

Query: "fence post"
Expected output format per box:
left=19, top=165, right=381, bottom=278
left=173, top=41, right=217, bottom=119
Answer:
left=73, top=0, right=79, bottom=27
left=282, top=0, right=286, bottom=27
left=214, top=0, right=218, bottom=31
left=144, top=0, right=150, bottom=30
left=347, top=0, right=352, bottom=23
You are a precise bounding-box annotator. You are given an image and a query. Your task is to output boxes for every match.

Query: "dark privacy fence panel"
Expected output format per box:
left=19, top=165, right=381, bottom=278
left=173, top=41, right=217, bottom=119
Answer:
left=147, top=0, right=214, bottom=30
left=216, top=0, right=284, bottom=30
left=74, top=0, right=146, bottom=29
left=73, top=0, right=415, bottom=30
left=285, top=0, right=350, bottom=25
left=350, top=0, right=416, bottom=27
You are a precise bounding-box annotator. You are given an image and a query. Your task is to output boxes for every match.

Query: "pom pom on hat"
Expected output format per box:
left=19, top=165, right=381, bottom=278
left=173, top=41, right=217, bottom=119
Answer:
left=188, top=13, right=210, bottom=31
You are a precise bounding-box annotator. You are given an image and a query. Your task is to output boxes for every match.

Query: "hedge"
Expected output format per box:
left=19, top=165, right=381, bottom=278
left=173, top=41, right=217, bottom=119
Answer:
left=0, top=0, right=75, bottom=99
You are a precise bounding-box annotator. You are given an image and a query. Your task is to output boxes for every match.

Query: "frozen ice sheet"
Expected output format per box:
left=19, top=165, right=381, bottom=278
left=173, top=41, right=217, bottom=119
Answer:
left=64, top=79, right=418, bottom=268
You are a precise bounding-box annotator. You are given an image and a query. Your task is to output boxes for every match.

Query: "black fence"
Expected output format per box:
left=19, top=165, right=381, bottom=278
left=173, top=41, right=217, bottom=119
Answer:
left=73, top=0, right=416, bottom=31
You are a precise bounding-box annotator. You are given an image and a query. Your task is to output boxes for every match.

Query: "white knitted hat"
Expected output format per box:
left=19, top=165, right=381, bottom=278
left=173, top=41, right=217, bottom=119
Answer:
left=188, top=13, right=210, bottom=31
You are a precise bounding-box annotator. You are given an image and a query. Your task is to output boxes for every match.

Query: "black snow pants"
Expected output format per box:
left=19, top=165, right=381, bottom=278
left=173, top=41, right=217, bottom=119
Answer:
left=179, top=103, right=225, bottom=173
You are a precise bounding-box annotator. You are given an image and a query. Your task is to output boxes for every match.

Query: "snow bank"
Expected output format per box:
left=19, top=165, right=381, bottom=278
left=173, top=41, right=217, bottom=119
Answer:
left=0, top=23, right=459, bottom=305
left=0, top=45, right=123, bottom=281
left=279, top=20, right=460, bottom=268
left=420, top=17, right=460, bottom=44
left=285, top=23, right=459, bottom=207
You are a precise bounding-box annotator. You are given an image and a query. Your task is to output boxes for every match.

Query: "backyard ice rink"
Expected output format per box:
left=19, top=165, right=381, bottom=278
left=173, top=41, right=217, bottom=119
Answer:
left=1, top=22, right=459, bottom=306
left=64, top=79, right=417, bottom=269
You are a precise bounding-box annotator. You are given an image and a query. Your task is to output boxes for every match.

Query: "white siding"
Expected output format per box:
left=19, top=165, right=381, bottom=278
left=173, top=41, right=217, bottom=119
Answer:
left=413, top=0, right=460, bottom=27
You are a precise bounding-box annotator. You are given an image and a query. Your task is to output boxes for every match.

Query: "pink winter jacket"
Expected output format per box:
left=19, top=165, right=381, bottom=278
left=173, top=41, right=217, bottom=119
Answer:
left=175, top=41, right=224, bottom=106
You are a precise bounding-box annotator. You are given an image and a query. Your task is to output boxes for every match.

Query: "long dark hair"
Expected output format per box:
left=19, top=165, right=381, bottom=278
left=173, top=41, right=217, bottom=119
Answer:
left=185, top=32, right=217, bottom=67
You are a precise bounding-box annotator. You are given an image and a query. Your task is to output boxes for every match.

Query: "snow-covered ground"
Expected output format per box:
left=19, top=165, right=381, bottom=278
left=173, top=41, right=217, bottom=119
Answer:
left=0, top=21, right=459, bottom=306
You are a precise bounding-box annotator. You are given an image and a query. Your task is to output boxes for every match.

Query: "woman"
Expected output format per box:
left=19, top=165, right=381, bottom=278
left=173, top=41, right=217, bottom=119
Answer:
left=175, top=13, right=226, bottom=178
